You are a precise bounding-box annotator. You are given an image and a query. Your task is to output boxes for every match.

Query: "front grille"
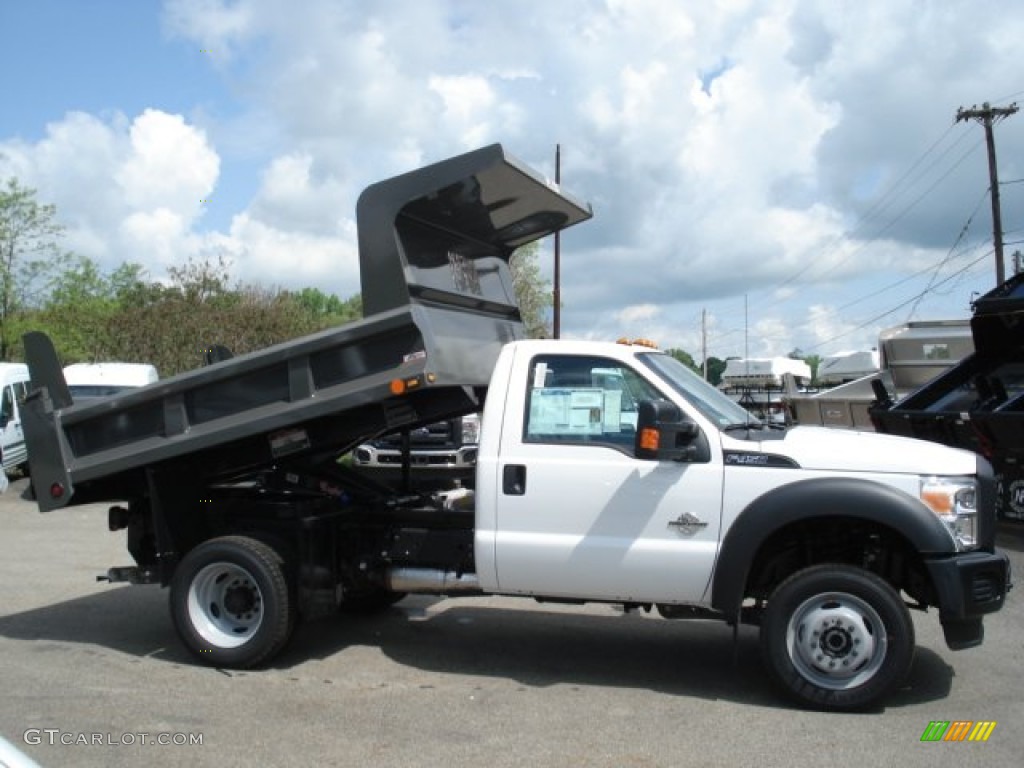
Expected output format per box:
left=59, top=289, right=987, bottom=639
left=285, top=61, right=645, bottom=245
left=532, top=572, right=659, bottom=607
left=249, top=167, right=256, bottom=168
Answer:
left=375, top=452, right=460, bottom=466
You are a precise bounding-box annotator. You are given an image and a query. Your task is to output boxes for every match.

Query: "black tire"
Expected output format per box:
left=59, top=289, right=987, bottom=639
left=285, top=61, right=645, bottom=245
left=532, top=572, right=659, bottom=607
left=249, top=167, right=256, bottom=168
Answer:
left=338, top=587, right=407, bottom=615
left=170, top=536, right=294, bottom=668
left=760, top=564, right=915, bottom=711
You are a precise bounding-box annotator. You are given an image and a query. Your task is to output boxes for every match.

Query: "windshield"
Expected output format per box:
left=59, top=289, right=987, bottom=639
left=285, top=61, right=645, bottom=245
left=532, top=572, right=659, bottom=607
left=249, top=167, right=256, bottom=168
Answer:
left=68, top=384, right=135, bottom=400
left=638, top=352, right=761, bottom=428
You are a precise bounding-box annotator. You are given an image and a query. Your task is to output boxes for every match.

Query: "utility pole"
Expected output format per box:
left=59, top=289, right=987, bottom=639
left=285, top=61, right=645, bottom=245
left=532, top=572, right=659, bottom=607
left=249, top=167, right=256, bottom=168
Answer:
left=701, top=308, right=708, bottom=380
left=552, top=144, right=562, bottom=339
left=955, top=101, right=1019, bottom=285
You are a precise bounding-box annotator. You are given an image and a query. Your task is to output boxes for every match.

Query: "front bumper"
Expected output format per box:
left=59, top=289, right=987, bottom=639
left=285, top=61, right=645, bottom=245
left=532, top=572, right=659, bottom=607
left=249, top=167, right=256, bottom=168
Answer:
left=925, top=550, right=1012, bottom=649
left=352, top=443, right=478, bottom=469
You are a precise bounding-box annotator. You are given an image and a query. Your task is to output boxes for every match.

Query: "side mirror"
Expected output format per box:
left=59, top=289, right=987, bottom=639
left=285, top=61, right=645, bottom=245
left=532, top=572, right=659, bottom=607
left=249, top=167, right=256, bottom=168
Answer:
left=634, top=399, right=702, bottom=462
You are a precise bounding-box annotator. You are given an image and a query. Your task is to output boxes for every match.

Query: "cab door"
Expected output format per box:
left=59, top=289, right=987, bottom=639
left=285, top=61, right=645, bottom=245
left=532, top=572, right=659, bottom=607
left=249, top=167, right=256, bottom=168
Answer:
left=491, top=352, right=724, bottom=604
left=1, top=381, right=27, bottom=471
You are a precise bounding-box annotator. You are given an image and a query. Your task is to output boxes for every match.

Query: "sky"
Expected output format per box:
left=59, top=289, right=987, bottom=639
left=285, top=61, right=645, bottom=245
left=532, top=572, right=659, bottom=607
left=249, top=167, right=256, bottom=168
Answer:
left=1, top=0, right=1022, bottom=363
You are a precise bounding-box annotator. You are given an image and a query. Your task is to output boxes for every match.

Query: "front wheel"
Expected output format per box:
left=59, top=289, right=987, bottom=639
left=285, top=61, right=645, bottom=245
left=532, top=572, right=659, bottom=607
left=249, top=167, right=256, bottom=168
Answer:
left=170, top=536, right=294, bottom=668
left=760, top=564, right=914, bottom=711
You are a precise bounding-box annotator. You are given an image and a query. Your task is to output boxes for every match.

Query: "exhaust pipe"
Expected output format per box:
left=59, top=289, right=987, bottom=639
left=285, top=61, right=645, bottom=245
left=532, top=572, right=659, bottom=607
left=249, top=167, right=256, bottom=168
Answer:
left=385, top=567, right=481, bottom=595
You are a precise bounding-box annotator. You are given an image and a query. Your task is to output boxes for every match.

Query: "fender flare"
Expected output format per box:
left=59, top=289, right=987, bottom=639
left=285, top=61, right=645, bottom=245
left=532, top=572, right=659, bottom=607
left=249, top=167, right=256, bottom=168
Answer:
left=710, top=476, right=955, bottom=618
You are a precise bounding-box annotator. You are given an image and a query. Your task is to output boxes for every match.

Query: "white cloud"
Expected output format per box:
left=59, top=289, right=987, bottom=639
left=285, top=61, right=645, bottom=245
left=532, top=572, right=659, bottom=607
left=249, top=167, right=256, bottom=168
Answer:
left=0, top=107, right=361, bottom=295
left=162, top=0, right=256, bottom=59
left=115, top=110, right=219, bottom=218
left=120, top=208, right=189, bottom=265
left=615, top=304, right=661, bottom=325
left=6, top=0, right=1022, bottom=360
left=0, top=110, right=217, bottom=270
left=214, top=212, right=359, bottom=289
left=805, top=304, right=866, bottom=352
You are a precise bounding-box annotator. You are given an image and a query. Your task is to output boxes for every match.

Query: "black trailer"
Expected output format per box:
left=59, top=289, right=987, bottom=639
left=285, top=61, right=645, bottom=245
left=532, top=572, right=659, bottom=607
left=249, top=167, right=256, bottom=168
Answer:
left=871, top=272, right=1024, bottom=520
left=20, top=144, right=591, bottom=666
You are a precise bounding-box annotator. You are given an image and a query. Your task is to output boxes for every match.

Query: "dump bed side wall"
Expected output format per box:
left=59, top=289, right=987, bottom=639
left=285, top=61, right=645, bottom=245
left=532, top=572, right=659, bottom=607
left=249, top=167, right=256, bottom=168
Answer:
left=24, top=143, right=592, bottom=511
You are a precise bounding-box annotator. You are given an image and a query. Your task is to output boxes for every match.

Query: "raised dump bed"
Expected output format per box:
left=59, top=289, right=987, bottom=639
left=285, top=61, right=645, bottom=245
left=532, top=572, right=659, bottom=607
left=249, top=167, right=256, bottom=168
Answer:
left=786, top=320, right=972, bottom=429
left=871, top=273, right=1024, bottom=518
left=22, top=144, right=591, bottom=511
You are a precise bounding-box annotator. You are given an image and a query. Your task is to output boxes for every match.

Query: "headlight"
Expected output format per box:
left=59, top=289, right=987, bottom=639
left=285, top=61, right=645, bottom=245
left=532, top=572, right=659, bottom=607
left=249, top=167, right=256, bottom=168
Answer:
left=920, top=476, right=978, bottom=551
left=461, top=414, right=480, bottom=445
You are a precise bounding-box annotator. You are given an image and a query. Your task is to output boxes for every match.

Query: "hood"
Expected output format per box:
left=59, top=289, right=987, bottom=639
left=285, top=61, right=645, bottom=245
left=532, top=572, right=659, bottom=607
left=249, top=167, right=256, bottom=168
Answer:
left=737, top=426, right=979, bottom=476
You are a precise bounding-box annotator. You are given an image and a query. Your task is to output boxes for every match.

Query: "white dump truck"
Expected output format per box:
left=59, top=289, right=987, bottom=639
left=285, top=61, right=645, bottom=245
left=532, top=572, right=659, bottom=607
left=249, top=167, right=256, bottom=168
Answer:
left=20, top=145, right=1009, bottom=712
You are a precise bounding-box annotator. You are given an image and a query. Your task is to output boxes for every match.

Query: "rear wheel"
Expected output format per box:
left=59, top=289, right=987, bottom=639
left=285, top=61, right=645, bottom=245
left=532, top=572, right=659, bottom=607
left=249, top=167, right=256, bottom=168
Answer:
left=170, top=536, right=294, bottom=668
left=760, top=564, right=914, bottom=711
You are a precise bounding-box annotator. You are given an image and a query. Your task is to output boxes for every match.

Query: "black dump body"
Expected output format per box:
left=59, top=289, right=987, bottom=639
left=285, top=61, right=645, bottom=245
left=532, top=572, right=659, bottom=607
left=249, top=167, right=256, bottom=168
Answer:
left=22, top=144, right=591, bottom=511
left=871, top=273, right=1024, bottom=518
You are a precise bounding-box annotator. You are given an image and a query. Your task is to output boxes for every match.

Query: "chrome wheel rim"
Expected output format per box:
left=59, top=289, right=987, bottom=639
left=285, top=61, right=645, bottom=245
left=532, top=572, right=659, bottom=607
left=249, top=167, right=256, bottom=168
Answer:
left=785, top=591, right=887, bottom=690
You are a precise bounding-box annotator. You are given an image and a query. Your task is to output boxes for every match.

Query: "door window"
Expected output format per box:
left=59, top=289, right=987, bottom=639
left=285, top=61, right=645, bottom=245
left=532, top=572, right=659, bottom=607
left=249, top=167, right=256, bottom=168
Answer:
left=523, top=355, right=664, bottom=453
left=1, top=385, right=12, bottom=426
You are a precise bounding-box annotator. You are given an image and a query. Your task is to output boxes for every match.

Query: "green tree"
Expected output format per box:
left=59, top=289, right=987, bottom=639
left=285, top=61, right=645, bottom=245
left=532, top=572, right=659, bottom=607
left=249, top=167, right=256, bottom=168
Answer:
left=291, top=287, right=362, bottom=326
left=705, top=356, right=727, bottom=386
left=665, top=348, right=701, bottom=375
left=789, top=348, right=822, bottom=384
left=510, top=242, right=552, bottom=338
left=167, top=253, right=235, bottom=306
left=34, top=256, right=128, bottom=362
left=93, top=256, right=362, bottom=376
left=0, top=178, right=65, bottom=359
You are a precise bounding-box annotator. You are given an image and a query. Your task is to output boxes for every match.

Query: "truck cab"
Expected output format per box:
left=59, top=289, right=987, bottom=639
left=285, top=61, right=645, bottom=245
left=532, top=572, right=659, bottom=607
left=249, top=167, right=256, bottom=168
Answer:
left=1, top=362, right=31, bottom=477
left=63, top=362, right=158, bottom=401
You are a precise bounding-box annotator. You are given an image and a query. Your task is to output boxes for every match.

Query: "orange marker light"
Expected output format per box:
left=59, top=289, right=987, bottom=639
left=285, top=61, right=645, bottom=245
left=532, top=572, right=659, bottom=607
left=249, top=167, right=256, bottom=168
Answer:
left=390, top=379, right=406, bottom=395
left=615, top=337, right=659, bottom=349
left=921, top=489, right=952, bottom=514
left=639, top=428, right=660, bottom=452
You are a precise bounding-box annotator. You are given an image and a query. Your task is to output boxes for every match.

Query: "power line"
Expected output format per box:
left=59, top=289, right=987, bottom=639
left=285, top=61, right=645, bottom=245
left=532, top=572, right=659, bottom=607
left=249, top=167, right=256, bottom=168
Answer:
left=990, top=87, right=1024, bottom=104
left=905, top=187, right=991, bottom=319
left=804, top=250, right=992, bottom=352
left=749, top=129, right=979, bottom=317
left=746, top=125, right=962, bottom=302
left=802, top=140, right=982, bottom=287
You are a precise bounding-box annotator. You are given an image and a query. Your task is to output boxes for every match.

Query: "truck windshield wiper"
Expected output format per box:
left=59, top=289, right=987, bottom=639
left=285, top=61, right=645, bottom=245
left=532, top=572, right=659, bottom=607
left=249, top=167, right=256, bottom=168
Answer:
left=722, top=422, right=763, bottom=432
left=722, top=421, right=786, bottom=432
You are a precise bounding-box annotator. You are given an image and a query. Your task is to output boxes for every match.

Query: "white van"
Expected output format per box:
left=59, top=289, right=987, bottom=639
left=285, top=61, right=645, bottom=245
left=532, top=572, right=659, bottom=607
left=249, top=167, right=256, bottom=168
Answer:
left=1, top=362, right=31, bottom=477
left=63, top=362, right=158, bottom=400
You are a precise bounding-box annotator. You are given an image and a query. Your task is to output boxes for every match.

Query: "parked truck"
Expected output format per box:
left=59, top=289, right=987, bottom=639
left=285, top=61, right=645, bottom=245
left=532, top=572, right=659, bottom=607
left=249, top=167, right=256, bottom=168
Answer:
left=786, top=320, right=973, bottom=430
left=20, top=145, right=1009, bottom=712
left=871, top=272, right=1024, bottom=520
left=351, top=412, right=479, bottom=489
